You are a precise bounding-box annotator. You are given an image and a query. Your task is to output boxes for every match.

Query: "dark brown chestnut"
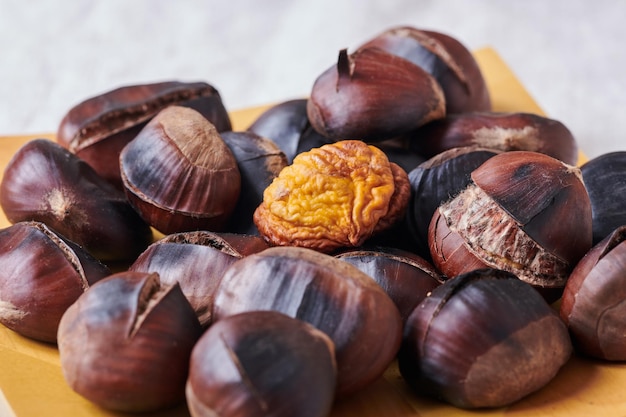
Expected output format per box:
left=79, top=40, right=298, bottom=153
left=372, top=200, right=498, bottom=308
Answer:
left=399, top=268, right=572, bottom=409
left=560, top=225, right=626, bottom=360
left=580, top=151, right=626, bottom=245
left=0, top=221, right=110, bottom=342
left=57, top=81, right=232, bottom=188
left=129, top=230, right=243, bottom=327
left=220, top=131, right=288, bottom=235
left=406, top=146, right=500, bottom=259
left=409, top=112, right=578, bottom=165
left=0, top=138, right=153, bottom=262
left=186, top=311, right=337, bottom=417
left=307, top=47, right=446, bottom=142
left=57, top=271, right=203, bottom=413
left=357, top=26, right=491, bottom=114
left=335, top=246, right=443, bottom=322
left=212, top=246, right=402, bottom=397
left=120, top=106, right=241, bottom=235
left=429, top=151, right=592, bottom=298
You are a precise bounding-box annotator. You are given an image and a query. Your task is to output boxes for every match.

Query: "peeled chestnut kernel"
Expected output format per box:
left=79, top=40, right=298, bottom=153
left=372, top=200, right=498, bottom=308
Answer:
left=409, top=112, right=578, bottom=165
left=0, top=139, right=153, bottom=262
left=120, top=106, right=241, bottom=235
left=307, top=47, right=446, bottom=142
left=560, top=225, right=626, bottom=360
left=357, top=26, right=491, bottom=114
left=220, top=131, right=288, bottom=235
left=57, top=81, right=232, bottom=188
left=57, top=271, right=203, bottom=413
left=0, top=221, right=110, bottom=342
left=580, top=151, right=626, bottom=245
left=335, top=246, right=443, bottom=322
left=429, top=151, right=592, bottom=298
left=130, top=230, right=244, bottom=327
left=399, top=268, right=572, bottom=409
left=247, top=98, right=335, bottom=164
left=186, top=311, right=337, bottom=417
left=212, top=246, right=402, bottom=397
left=406, top=146, right=500, bottom=259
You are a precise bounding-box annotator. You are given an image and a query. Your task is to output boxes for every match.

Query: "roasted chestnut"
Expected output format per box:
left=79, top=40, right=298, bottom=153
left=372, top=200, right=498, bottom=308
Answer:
left=409, top=112, right=578, bottom=165
left=560, top=225, right=626, bottom=360
left=428, top=151, right=592, bottom=299
left=580, top=151, right=626, bottom=245
left=57, top=81, right=232, bottom=188
left=212, top=246, right=402, bottom=397
left=356, top=26, right=491, bottom=114
left=399, top=268, right=572, bottom=409
left=307, top=47, right=446, bottom=142
left=0, top=221, right=110, bottom=342
left=186, top=311, right=337, bottom=417
left=0, top=138, right=153, bottom=262
left=120, top=106, right=241, bottom=235
left=57, top=271, right=203, bottom=413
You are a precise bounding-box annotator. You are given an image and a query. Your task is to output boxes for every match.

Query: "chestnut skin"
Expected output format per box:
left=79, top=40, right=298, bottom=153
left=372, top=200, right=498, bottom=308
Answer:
left=57, top=271, right=203, bottom=413
left=186, top=311, right=337, bottom=417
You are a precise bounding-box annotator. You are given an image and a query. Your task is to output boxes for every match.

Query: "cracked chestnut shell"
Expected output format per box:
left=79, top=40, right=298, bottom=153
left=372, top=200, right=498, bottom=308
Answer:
left=429, top=151, right=592, bottom=298
left=560, top=225, right=626, bottom=360
left=212, top=246, right=402, bottom=397
left=307, top=47, right=446, bottom=142
left=57, top=81, right=232, bottom=188
left=57, top=271, right=203, bottom=413
left=0, top=138, right=153, bottom=262
left=0, top=221, right=110, bottom=342
left=186, top=311, right=337, bottom=417
left=399, top=268, right=572, bottom=409
left=357, top=26, right=491, bottom=114
left=120, top=106, right=241, bottom=235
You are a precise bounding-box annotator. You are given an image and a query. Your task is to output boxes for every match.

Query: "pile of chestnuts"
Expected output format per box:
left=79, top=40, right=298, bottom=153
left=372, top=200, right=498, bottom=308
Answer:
left=0, top=24, right=625, bottom=416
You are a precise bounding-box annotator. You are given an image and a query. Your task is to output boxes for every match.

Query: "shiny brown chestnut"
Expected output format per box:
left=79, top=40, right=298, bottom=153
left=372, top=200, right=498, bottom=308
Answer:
left=0, top=139, right=153, bottom=262
left=120, top=106, right=241, bottom=235
left=220, top=131, right=288, bottom=235
left=57, top=81, right=232, bottom=188
left=429, top=151, right=592, bottom=298
left=409, top=112, right=578, bottom=165
left=0, top=221, right=110, bottom=342
left=186, top=311, right=337, bottom=417
left=560, top=225, right=626, bottom=360
left=580, top=152, right=626, bottom=245
left=335, top=246, right=443, bottom=322
left=57, top=271, right=203, bottom=413
left=399, top=268, right=572, bottom=409
left=212, top=246, right=402, bottom=397
left=307, top=47, right=446, bottom=142
left=129, top=230, right=244, bottom=327
left=406, top=146, right=500, bottom=259
left=357, top=26, right=491, bottom=114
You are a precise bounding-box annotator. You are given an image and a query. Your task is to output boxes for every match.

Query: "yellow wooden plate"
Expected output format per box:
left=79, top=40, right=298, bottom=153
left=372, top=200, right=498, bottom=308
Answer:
left=0, top=48, right=615, bottom=417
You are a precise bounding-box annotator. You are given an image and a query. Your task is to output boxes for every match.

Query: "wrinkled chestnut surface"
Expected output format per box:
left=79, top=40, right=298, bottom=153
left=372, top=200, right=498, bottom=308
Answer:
left=0, top=139, right=153, bottom=262
left=57, top=81, right=232, bottom=188
left=186, top=311, right=337, bottom=417
left=254, top=140, right=410, bottom=253
left=0, top=221, right=110, bottom=342
left=560, top=225, right=626, bottom=360
left=409, top=112, right=578, bottom=165
left=307, top=47, right=446, bottom=141
left=399, top=268, right=572, bottom=409
left=212, top=246, right=402, bottom=397
left=58, top=271, right=203, bottom=413
left=120, top=106, right=241, bottom=235
left=357, top=26, right=491, bottom=114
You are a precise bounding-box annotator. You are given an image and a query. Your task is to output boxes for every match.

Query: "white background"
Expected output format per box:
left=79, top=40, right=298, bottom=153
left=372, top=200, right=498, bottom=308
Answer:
left=1, top=0, right=624, bottom=159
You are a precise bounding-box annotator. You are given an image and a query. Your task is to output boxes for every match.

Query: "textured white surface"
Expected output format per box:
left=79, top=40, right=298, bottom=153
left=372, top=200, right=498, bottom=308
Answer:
left=1, top=0, right=624, bottom=159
